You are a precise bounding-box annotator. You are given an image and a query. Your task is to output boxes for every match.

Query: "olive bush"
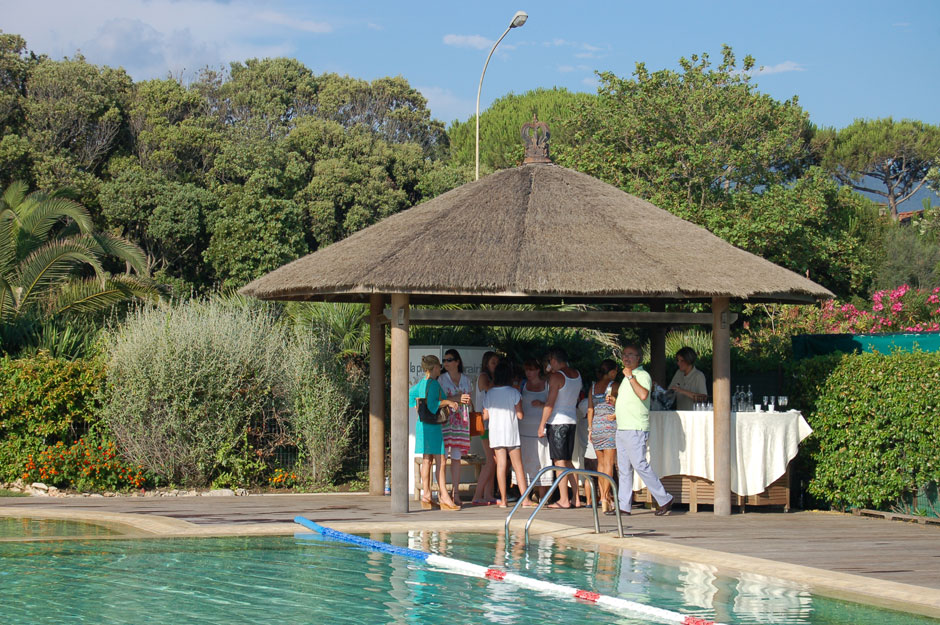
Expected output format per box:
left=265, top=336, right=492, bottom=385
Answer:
left=99, top=300, right=288, bottom=487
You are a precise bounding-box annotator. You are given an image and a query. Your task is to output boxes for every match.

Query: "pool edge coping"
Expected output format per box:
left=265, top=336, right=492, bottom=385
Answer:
left=2, top=506, right=938, bottom=620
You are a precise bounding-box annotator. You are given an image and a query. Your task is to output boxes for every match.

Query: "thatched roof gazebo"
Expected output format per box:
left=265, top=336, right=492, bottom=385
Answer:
left=242, top=120, right=831, bottom=515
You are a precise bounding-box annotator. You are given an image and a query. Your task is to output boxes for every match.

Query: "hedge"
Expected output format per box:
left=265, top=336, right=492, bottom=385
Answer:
left=789, top=351, right=940, bottom=511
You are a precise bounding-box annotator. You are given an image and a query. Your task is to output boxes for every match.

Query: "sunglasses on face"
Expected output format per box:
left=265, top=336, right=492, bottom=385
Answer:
left=443, top=358, right=457, bottom=363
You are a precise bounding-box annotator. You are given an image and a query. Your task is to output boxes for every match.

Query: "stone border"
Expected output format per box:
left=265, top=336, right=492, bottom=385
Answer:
left=2, top=507, right=938, bottom=619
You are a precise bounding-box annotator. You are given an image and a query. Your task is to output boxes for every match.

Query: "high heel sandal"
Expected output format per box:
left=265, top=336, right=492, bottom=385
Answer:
left=420, top=499, right=434, bottom=510
left=439, top=501, right=461, bottom=511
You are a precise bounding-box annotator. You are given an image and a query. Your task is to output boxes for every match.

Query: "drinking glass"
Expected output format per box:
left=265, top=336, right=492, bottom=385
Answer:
left=762, top=396, right=768, bottom=410
left=779, top=395, right=789, bottom=409
left=768, top=396, right=776, bottom=412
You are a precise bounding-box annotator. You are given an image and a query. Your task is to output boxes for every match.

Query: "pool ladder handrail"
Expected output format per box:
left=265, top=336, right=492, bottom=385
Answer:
left=505, top=465, right=624, bottom=544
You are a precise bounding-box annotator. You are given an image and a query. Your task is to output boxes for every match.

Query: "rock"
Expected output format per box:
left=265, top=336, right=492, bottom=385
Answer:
left=235, top=488, right=248, bottom=497
left=31, top=482, right=49, bottom=491
left=89, top=493, right=104, bottom=498
left=206, top=488, right=236, bottom=497
left=13, top=478, right=25, bottom=489
left=103, top=492, right=116, bottom=497
left=30, top=489, right=49, bottom=497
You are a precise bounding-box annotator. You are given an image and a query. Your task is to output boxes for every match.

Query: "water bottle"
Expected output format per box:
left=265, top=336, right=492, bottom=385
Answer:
left=384, top=476, right=390, bottom=496
left=746, top=385, right=753, bottom=409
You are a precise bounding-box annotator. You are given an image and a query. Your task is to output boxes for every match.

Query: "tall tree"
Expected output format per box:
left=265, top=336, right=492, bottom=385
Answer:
left=447, top=87, right=593, bottom=172
left=558, top=45, right=811, bottom=220
left=815, top=118, right=940, bottom=221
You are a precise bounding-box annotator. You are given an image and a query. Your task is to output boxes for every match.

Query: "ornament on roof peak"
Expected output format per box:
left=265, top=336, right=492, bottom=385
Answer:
left=521, top=114, right=551, bottom=164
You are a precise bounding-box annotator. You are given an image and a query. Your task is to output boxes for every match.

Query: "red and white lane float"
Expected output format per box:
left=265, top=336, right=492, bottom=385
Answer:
left=294, top=516, right=724, bottom=625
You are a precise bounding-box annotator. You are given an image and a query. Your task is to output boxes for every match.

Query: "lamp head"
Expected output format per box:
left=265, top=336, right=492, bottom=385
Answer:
left=510, top=11, right=528, bottom=28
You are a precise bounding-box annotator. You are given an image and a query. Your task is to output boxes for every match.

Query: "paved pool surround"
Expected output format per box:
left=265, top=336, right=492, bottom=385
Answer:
left=1, top=494, right=938, bottom=619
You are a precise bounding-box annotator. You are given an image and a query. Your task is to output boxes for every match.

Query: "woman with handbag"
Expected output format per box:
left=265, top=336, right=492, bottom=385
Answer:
left=439, top=348, right=472, bottom=505
left=409, top=354, right=461, bottom=510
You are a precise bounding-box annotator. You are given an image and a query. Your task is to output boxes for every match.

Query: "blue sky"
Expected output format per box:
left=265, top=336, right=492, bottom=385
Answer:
left=4, top=0, right=939, bottom=130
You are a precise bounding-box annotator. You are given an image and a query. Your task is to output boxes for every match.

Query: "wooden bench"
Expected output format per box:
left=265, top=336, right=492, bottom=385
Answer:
left=413, top=456, right=485, bottom=500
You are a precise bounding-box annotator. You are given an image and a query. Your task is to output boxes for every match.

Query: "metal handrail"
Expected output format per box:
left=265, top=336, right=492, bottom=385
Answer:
left=505, top=465, right=624, bottom=544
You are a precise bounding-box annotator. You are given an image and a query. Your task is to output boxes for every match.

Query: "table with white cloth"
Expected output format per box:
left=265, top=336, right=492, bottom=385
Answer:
left=632, top=410, right=812, bottom=512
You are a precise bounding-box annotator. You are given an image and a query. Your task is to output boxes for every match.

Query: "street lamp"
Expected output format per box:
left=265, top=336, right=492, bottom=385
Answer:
left=475, top=10, right=528, bottom=181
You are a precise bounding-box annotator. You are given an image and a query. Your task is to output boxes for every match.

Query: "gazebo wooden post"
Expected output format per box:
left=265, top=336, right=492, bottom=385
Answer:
left=649, top=303, right=667, bottom=388
left=368, top=294, right=386, bottom=496
left=389, top=293, right=410, bottom=513
left=712, top=296, right=732, bottom=516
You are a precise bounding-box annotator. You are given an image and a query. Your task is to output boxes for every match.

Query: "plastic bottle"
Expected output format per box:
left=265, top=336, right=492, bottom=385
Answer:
left=384, top=476, right=390, bottom=496
left=746, top=385, right=754, bottom=409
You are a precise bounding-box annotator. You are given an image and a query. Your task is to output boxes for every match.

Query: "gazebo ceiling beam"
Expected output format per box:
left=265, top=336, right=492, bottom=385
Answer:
left=380, top=308, right=738, bottom=327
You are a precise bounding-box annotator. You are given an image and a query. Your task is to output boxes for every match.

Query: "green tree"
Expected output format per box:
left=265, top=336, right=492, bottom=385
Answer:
left=559, top=46, right=811, bottom=217
left=815, top=118, right=940, bottom=221
left=24, top=54, right=133, bottom=201
left=447, top=87, right=592, bottom=172
left=0, top=32, right=42, bottom=186
left=0, top=181, right=158, bottom=329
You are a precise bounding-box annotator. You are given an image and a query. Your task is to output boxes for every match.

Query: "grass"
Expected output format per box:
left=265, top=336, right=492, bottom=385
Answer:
left=0, top=489, right=28, bottom=497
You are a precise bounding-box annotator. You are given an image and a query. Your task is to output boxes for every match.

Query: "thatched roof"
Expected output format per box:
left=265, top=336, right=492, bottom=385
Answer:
left=240, top=163, right=833, bottom=305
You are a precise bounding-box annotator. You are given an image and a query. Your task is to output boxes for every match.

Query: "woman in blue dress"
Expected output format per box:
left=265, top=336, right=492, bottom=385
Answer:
left=587, top=359, right=619, bottom=513
left=410, top=354, right=460, bottom=510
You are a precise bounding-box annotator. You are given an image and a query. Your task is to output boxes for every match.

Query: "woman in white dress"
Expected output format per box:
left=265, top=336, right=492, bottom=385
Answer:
left=483, top=360, right=531, bottom=508
left=519, top=358, right=551, bottom=502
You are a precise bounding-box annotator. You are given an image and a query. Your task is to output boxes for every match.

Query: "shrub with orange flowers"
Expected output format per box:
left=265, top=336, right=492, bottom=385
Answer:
left=20, top=436, right=150, bottom=492
left=268, top=467, right=300, bottom=489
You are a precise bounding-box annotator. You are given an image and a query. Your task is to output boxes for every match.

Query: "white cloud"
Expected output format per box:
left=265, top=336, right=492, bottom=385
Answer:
left=756, top=61, right=806, bottom=75
left=417, top=85, right=475, bottom=123
left=893, top=22, right=911, bottom=27
left=558, top=64, right=575, bottom=73
left=255, top=10, right=332, bottom=34
left=367, top=22, right=383, bottom=31
left=582, top=75, right=599, bottom=88
left=1, top=0, right=329, bottom=80
left=443, top=34, right=493, bottom=50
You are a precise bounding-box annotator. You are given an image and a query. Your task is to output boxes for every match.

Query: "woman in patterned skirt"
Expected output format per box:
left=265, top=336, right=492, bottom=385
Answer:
left=439, top=348, right=472, bottom=505
left=588, top=359, right=619, bottom=512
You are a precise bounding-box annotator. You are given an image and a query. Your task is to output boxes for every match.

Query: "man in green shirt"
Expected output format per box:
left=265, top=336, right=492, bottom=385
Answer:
left=614, top=343, right=674, bottom=516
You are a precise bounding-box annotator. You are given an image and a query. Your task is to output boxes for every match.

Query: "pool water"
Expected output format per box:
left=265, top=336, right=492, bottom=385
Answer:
left=0, top=531, right=936, bottom=625
left=0, top=517, right=120, bottom=539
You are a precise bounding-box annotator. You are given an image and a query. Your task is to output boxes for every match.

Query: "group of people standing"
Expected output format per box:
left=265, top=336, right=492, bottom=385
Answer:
left=410, top=344, right=709, bottom=515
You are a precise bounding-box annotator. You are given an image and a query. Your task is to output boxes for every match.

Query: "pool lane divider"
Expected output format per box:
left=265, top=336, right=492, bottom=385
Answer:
left=293, top=516, right=723, bottom=625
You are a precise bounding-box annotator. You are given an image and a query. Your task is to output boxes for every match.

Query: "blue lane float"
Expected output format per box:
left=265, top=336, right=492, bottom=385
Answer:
left=293, top=516, right=723, bottom=625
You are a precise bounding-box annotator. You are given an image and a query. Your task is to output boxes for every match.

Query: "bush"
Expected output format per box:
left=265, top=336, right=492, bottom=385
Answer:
left=801, top=351, right=940, bottom=510
left=284, top=330, right=367, bottom=486
left=20, top=436, right=148, bottom=491
left=0, top=355, right=103, bottom=482
left=99, top=300, right=289, bottom=487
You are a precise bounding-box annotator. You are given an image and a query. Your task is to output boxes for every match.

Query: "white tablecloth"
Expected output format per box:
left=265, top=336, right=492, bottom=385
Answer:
left=632, top=410, right=812, bottom=496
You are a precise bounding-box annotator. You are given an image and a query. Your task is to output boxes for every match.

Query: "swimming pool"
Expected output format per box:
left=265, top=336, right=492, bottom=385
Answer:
left=1, top=531, right=936, bottom=625
left=0, top=517, right=121, bottom=539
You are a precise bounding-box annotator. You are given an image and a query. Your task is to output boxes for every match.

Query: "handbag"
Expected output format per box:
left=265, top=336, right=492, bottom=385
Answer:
left=417, top=388, right=449, bottom=425
left=469, top=411, right=485, bottom=436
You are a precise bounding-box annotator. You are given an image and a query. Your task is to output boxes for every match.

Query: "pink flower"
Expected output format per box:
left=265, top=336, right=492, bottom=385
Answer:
left=928, top=294, right=939, bottom=304
left=873, top=303, right=883, bottom=312
left=892, top=302, right=903, bottom=313
left=934, top=287, right=940, bottom=294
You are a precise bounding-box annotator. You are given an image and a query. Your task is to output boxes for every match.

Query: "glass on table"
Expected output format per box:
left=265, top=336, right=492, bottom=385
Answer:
left=767, top=396, right=776, bottom=412
left=778, top=395, right=789, bottom=409
left=762, top=396, right=768, bottom=410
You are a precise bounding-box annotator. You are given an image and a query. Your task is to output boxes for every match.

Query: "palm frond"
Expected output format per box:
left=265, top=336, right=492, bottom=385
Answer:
left=18, top=194, right=95, bottom=241
left=51, top=275, right=165, bottom=317
left=11, top=240, right=107, bottom=314
left=0, top=210, right=16, bottom=274
left=1, top=181, right=28, bottom=212
left=87, top=232, right=149, bottom=275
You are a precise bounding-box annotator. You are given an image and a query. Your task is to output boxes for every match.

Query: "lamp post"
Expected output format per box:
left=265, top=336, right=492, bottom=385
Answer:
left=475, top=10, right=527, bottom=181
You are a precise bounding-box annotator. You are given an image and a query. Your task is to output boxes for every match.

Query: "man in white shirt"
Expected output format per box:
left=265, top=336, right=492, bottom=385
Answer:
left=669, top=347, right=709, bottom=411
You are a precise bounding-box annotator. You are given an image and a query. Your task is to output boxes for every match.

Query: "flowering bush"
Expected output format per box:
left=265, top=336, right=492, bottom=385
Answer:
left=268, top=467, right=300, bottom=489
left=817, top=285, right=940, bottom=334
left=734, top=285, right=940, bottom=364
left=21, top=437, right=149, bottom=492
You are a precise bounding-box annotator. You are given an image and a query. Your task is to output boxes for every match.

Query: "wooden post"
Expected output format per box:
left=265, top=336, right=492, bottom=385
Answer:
left=368, top=294, right=386, bottom=496
left=712, top=296, right=731, bottom=516
left=649, top=302, right=667, bottom=388
left=390, top=293, right=410, bottom=513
